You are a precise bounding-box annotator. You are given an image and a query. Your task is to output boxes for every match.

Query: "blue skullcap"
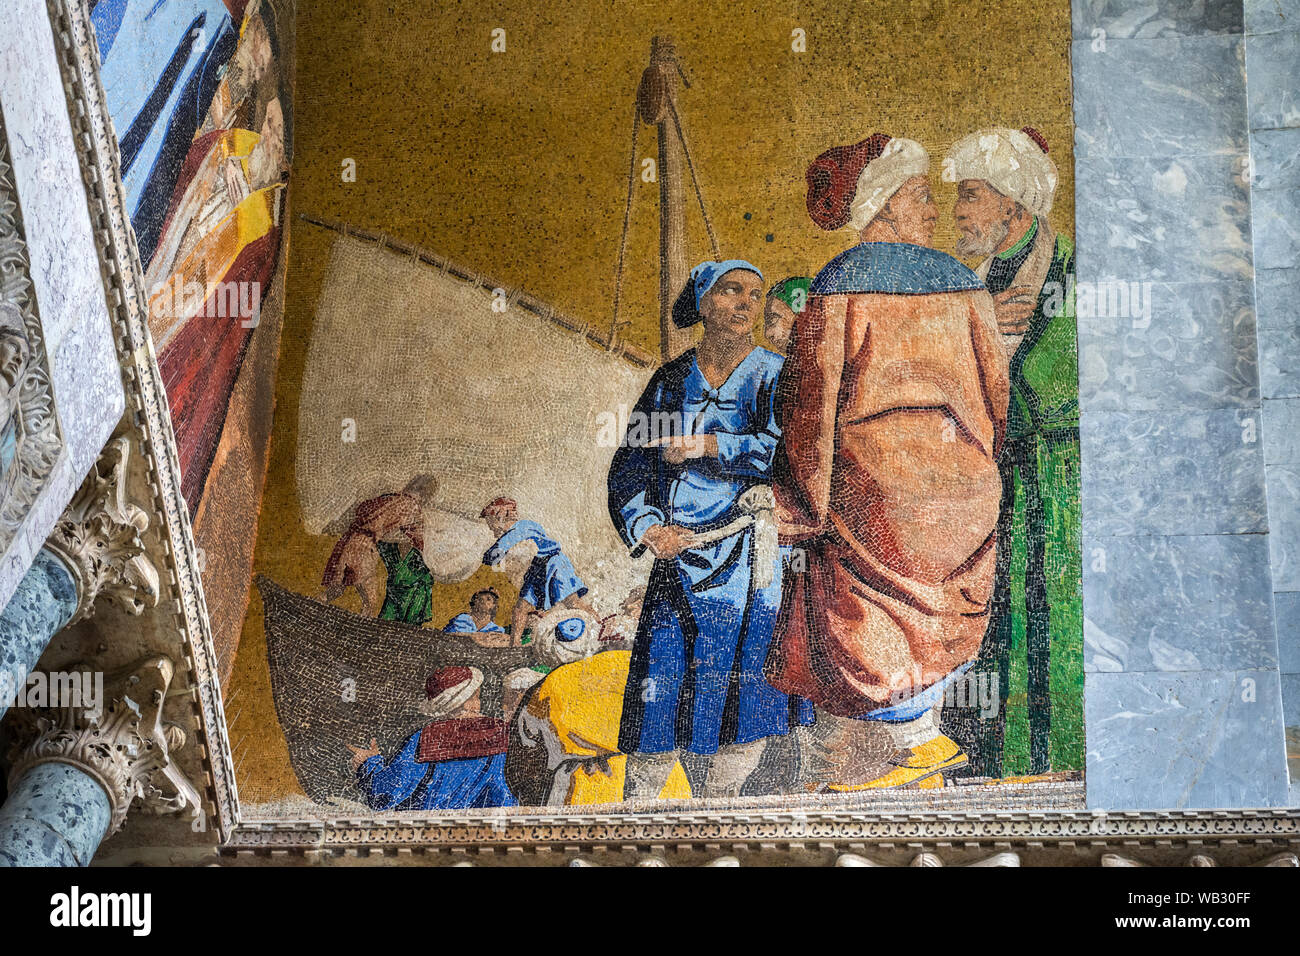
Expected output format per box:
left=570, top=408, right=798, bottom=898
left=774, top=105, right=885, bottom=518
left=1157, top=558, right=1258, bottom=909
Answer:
left=671, top=259, right=763, bottom=328
left=555, top=617, right=587, bottom=642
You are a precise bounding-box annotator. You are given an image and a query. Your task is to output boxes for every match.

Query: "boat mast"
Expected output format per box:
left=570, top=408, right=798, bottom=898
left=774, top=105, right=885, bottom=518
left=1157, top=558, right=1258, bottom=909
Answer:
left=638, top=36, right=691, bottom=362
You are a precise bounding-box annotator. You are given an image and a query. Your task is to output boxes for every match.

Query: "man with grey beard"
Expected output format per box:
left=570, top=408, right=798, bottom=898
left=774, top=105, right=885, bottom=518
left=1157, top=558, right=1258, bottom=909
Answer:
left=942, top=127, right=1081, bottom=780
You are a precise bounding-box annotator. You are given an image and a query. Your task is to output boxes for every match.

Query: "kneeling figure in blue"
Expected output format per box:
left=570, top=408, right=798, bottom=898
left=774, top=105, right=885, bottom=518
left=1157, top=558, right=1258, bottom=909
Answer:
left=349, top=665, right=516, bottom=811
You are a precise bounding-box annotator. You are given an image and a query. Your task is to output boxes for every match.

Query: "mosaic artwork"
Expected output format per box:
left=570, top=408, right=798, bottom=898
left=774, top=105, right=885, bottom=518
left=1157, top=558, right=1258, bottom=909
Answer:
left=228, top=1, right=1082, bottom=816
left=91, top=0, right=294, bottom=683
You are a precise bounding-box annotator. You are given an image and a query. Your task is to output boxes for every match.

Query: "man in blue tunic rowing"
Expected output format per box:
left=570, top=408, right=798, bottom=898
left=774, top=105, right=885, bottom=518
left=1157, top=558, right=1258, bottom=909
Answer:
left=608, top=260, right=813, bottom=800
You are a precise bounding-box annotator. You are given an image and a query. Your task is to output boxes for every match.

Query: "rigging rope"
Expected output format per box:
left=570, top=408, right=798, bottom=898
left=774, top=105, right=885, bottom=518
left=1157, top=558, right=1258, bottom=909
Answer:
left=610, top=74, right=722, bottom=350
left=668, top=95, right=721, bottom=262
left=609, top=100, right=641, bottom=350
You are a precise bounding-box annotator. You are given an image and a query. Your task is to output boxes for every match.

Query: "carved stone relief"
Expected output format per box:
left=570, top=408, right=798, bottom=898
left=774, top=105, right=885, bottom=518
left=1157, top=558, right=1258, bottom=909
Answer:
left=0, top=105, right=64, bottom=558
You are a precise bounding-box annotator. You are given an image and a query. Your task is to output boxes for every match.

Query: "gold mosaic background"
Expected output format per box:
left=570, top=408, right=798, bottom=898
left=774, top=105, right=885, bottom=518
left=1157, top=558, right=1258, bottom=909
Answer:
left=229, top=0, right=1076, bottom=804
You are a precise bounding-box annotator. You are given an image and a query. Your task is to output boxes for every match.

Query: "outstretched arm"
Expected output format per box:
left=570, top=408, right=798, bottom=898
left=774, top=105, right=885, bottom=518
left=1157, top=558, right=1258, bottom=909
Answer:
left=484, top=523, right=528, bottom=567
left=508, top=598, right=536, bottom=646
left=354, top=734, right=425, bottom=811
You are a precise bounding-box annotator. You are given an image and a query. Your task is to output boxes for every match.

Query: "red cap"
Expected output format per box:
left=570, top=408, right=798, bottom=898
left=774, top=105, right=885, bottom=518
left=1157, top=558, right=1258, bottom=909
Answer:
left=479, top=496, right=517, bottom=517
left=805, top=133, right=893, bottom=231
left=1021, top=126, right=1049, bottom=153
left=426, top=666, right=473, bottom=699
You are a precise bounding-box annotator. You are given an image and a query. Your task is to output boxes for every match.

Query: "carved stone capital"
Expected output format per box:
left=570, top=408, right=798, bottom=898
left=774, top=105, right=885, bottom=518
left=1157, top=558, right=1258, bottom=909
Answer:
left=44, top=435, right=159, bottom=625
left=6, top=655, right=202, bottom=837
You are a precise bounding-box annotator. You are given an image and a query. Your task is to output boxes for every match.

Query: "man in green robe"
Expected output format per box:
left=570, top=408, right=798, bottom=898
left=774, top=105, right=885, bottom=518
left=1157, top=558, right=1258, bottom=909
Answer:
left=942, top=127, right=1082, bottom=777
left=376, top=540, right=435, bottom=625
left=320, top=475, right=438, bottom=626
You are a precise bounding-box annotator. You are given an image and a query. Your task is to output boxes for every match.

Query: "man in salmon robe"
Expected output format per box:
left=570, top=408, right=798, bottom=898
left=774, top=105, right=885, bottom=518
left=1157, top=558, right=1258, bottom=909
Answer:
left=764, top=133, right=1010, bottom=790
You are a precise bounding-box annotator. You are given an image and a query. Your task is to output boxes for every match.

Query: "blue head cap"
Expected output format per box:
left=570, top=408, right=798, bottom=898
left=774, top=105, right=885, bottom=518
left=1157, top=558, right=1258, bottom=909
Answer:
left=555, top=617, right=587, bottom=642
left=671, top=259, right=763, bottom=328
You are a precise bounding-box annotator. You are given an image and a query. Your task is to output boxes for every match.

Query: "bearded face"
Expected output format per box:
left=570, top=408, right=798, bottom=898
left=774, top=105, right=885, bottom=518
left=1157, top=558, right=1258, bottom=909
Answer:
left=954, top=179, right=1014, bottom=257
left=0, top=308, right=29, bottom=402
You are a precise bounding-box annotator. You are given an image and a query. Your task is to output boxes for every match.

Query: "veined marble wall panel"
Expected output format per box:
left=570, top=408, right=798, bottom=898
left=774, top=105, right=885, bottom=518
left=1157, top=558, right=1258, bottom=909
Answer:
left=0, top=0, right=125, bottom=611
left=1245, top=0, right=1300, bottom=804
left=1072, top=0, right=1291, bottom=809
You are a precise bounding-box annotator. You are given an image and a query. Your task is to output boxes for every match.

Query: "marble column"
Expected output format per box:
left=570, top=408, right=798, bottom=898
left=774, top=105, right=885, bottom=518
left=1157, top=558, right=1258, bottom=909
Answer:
left=0, top=437, right=167, bottom=865
left=0, top=551, right=79, bottom=721
left=0, top=763, right=111, bottom=866
left=0, top=436, right=159, bottom=720
left=0, top=656, right=201, bottom=867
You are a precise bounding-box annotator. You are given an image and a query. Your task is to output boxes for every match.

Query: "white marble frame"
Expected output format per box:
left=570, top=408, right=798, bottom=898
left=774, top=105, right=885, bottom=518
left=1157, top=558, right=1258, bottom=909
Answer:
left=0, top=105, right=65, bottom=567
left=0, top=0, right=123, bottom=612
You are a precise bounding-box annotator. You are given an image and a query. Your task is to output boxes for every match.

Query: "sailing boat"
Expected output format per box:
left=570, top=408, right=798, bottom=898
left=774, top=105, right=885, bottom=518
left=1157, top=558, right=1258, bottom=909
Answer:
left=261, top=38, right=718, bottom=802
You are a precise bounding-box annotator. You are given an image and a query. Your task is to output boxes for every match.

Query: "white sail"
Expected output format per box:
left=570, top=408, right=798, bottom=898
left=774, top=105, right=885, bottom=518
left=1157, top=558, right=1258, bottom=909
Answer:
left=296, top=230, right=655, bottom=606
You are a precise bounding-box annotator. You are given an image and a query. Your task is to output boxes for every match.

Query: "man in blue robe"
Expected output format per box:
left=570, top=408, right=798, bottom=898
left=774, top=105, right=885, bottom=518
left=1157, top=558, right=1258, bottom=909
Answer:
left=348, top=666, right=515, bottom=811
left=480, top=497, right=589, bottom=644
left=443, top=588, right=506, bottom=634
left=608, top=260, right=813, bottom=801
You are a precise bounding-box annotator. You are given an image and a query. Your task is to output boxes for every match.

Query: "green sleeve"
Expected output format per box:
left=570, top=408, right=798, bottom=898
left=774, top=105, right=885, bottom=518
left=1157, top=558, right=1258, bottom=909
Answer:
left=1022, top=235, right=1079, bottom=431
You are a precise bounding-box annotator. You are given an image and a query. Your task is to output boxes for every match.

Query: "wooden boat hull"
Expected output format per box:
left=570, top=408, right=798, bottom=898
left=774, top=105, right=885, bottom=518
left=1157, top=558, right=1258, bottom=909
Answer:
left=257, top=575, right=536, bottom=803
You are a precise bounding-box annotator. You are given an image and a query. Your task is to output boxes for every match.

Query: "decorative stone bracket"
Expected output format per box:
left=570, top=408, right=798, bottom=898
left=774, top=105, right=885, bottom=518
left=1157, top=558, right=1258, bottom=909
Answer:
left=44, top=435, right=159, bottom=625
left=6, top=655, right=202, bottom=837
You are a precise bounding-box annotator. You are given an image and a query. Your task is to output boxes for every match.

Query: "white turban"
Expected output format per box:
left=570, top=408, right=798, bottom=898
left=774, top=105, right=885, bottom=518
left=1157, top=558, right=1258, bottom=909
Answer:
left=418, top=666, right=483, bottom=719
left=945, top=128, right=1058, bottom=218
left=848, top=137, right=930, bottom=231
left=532, top=606, right=603, bottom=671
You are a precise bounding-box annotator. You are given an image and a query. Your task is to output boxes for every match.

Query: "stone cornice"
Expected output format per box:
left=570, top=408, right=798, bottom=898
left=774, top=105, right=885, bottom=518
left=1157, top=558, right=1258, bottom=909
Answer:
left=216, top=807, right=1300, bottom=866
left=41, top=0, right=238, bottom=839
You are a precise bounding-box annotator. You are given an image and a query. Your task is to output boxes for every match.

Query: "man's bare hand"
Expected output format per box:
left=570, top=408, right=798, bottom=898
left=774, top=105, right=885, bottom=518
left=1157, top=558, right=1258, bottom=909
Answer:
left=646, top=434, right=718, bottom=464
left=348, top=738, right=381, bottom=771
left=640, top=523, right=693, bottom=560
left=224, top=157, right=250, bottom=204
left=992, top=286, right=1037, bottom=336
